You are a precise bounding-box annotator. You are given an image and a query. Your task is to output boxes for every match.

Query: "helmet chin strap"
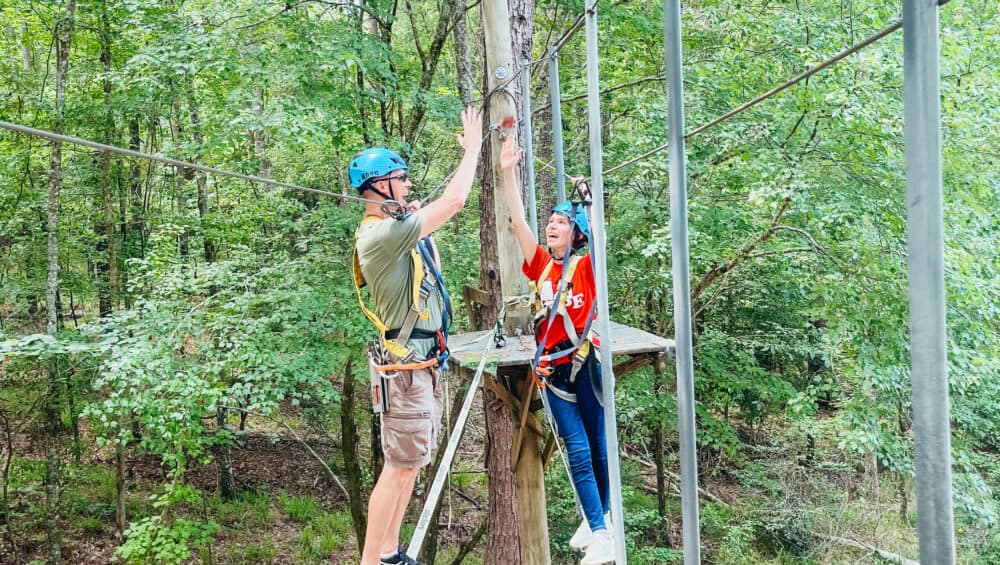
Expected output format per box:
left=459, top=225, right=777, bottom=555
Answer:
left=369, top=179, right=408, bottom=221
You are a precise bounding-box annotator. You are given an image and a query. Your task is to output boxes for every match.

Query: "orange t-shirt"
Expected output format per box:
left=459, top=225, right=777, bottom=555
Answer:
left=522, top=244, right=597, bottom=358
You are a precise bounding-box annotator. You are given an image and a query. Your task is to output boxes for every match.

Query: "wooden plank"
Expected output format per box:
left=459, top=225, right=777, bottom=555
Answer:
left=462, top=285, right=491, bottom=307
left=613, top=355, right=652, bottom=376
left=541, top=432, right=557, bottom=469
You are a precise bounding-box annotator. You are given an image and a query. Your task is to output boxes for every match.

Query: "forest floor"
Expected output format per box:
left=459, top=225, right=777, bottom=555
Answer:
left=4, top=402, right=497, bottom=564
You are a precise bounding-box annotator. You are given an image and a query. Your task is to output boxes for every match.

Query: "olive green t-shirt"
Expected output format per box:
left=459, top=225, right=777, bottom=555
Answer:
left=355, top=212, right=443, bottom=358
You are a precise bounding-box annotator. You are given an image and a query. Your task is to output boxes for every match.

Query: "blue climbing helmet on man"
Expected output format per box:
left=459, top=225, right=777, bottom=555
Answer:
left=349, top=147, right=408, bottom=191
left=552, top=200, right=591, bottom=248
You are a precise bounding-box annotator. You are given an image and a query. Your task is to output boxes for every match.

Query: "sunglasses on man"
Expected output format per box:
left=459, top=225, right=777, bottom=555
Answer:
left=380, top=172, right=408, bottom=183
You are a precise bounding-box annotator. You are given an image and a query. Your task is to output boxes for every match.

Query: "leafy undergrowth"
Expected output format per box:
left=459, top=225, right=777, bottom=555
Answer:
left=5, top=419, right=998, bottom=564
left=2, top=429, right=493, bottom=564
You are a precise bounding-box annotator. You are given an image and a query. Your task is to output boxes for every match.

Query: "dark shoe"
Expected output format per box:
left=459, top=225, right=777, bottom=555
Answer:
left=380, top=545, right=425, bottom=565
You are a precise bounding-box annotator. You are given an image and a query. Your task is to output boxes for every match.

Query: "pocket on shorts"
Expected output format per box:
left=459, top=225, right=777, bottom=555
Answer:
left=382, top=413, right=432, bottom=466
left=388, top=370, right=431, bottom=413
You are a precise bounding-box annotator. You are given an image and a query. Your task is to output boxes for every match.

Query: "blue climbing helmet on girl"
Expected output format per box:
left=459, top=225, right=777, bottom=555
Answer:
left=552, top=201, right=591, bottom=242
left=349, top=147, right=408, bottom=192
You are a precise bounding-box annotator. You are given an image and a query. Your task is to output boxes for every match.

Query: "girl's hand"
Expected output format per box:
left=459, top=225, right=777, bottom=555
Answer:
left=499, top=133, right=523, bottom=171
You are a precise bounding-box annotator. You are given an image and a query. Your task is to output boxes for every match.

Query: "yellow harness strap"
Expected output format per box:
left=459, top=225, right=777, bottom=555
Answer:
left=352, top=218, right=431, bottom=360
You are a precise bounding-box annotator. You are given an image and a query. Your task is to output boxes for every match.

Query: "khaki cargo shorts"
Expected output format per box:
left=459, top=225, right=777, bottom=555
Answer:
left=380, top=367, right=444, bottom=468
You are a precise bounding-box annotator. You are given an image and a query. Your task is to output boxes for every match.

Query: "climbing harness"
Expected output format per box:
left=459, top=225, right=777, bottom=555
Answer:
left=354, top=218, right=454, bottom=412
left=521, top=200, right=603, bottom=522
left=530, top=201, right=599, bottom=387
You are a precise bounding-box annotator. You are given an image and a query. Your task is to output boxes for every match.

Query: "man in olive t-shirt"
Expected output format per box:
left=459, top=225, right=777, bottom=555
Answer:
left=355, top=213, right=443, bottom=361
left=350, top=107, right=481, bottom=565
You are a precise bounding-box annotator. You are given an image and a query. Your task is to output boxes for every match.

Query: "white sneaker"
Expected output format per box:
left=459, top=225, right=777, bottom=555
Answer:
left=569, top=519, right=592, bottom=549
left=570, top=513, right=611, bottom=550
left=580, top=530, right=615, bottom=565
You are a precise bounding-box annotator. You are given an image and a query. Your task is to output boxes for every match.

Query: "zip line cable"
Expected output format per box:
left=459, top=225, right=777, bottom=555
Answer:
left=0, top=119, right=371, bottom=203
left=0, top=2, right=577, bottom=211
left=602, top=20, right=903, bottom=177
left=603, top=0, right=952, bottom=178
left=479, top=2, right=932, bottom=184
left=0, top=117, right=503, bottom=219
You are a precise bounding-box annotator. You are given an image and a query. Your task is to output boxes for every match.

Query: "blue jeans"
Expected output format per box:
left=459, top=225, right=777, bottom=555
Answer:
left=546, top=359, right=610, bottom=531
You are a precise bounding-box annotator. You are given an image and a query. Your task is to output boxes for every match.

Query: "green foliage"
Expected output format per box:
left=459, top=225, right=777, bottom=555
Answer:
left=1, top=0, right=999, bottom=561
left=750, top=510, right=813, bottom=558
left=279, top=492, right=322, bottom=524
left=232, top=539, right=277, bottom=564
left=115, top=483, right=219, bottom=564
left=978, top=530, right=1000, bottom=564
left=115, top=515, right=219, bottom=565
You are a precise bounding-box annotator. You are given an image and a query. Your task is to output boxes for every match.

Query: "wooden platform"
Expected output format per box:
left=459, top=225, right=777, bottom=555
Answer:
left=447, top=321, right=675, bottom=371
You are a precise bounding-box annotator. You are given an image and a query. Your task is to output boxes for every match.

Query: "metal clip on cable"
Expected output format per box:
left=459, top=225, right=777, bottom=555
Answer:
left=493, top=308, right=507, bottom=349
left=380, top=200, right=408, bottom=221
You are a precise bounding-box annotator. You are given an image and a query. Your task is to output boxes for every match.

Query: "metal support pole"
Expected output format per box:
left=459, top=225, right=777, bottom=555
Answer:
left=521, top=58, right=538, bottom=236
left=408, top=339, right=492, bottom=557
left=583, top=2, right=626, bottom=563
left=663, top=1, right=701, bottom=563
left=548, top=47, right=567, bottom=204
left=903, top=1, right=955, bottom=563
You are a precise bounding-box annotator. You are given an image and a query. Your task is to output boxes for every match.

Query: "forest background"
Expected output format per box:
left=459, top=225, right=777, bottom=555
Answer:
left=1, top=0, right=998, bottom=563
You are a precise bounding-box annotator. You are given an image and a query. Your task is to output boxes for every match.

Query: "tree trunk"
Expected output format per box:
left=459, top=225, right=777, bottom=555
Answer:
left=44, top=3, right=75, bottom=561
left=339, top=357, right=367, bottom=556
left=512, top=375, right=549, bottom=565
left=19, top=22, right=33, bottom=70
left=535, top=112, right=554, bottom=230
left=97, top=3, right=116, bottom=317
left=187, top=85, right=215, bottom=264
left=252, top=85, right=270, bottom=180
left=896, top=404, right=908, bottom=522
left=216, top=407, right=237, bottom=500
left=482, top=376, right=522, bottom=564
left=127, top=116, right=145, bottom=255
left=353, top=0, right=373, bottom=147
left=1, top=408, right=16, bottom=553
left=168, top=95, right=190, bottom=259
left=508, top=0, right=535, bottom=201
left=401, top=0, right=459, bottom=142
left=898, top=472, right=908, bottom=523
left=115, top=437, right=127, bottom=537
left=452, top=0, right=474, bottom=107
left=481, top=0, right=542, bottom=559
left=473, top=74, right=520, bottom=561
left=653, top=357, right=672, bottom=547
left=66, top=366, right=81, bottom=461
left=482, top=0, right=531, bottom=334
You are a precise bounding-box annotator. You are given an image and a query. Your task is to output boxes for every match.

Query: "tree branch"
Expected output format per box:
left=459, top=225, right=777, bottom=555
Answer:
left=533, top=74, right=666, bottom=115
left=814, top=533, right=919, bottom=565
